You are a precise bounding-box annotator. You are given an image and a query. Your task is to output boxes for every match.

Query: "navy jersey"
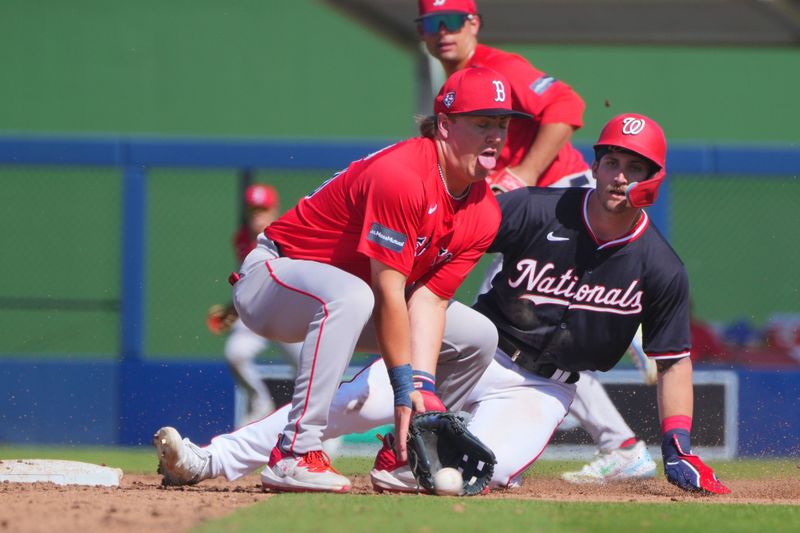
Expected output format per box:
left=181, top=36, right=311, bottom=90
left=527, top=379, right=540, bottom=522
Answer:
left=473, top=187, right=691, bottom=372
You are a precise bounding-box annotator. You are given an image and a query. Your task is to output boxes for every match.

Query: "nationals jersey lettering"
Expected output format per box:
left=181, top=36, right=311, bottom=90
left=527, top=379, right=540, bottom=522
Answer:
left=474, top=187, right=691, bottom=372
left=267, top=137, right=500, bottom=299
left=509, top=260, right=643, bottom=314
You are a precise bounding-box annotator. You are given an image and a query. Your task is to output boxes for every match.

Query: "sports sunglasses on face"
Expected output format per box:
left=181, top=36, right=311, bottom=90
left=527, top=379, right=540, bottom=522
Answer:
left=417, top=14, right=472, bottom=35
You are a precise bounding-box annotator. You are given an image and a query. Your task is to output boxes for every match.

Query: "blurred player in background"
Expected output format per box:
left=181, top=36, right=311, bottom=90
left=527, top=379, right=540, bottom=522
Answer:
left=415, top=0, right=655, bottom=482
left=206, top=183, right=302, bottom=426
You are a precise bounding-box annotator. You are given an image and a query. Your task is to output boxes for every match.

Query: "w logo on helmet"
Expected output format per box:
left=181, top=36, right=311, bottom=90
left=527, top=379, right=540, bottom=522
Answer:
left=622, top=117, right=646, bottom=135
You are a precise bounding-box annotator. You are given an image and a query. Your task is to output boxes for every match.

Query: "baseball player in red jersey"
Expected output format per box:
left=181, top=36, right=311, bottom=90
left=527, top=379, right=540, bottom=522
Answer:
left=153, top=114, right=729, bottom=496
left=417, top=0, right=657, bottom=482
left=416, top=0, right=590, bottom=190
left=156, top=66, right=529, bottom=493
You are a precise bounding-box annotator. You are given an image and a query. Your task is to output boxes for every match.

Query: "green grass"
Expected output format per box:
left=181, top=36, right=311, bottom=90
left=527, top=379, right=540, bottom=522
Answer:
left=196, top=496, right=800, bottom=533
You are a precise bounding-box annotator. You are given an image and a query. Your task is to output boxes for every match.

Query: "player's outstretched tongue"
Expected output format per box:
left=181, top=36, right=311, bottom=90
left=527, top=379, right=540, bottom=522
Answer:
left=478, top=152, right=497, bottom=170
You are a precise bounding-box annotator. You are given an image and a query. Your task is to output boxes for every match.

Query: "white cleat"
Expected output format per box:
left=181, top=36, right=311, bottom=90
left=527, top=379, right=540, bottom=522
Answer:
left=561, top=441, right=657, bottom=484
left=261, top=445, right=351, bottom=493
left=369, top=433, right=424, bottom=493
left=153, top=426, right=212, bottom=486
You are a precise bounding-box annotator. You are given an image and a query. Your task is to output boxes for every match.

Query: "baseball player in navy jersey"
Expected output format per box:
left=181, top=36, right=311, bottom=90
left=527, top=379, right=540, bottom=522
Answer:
left=416, top=0, right=657, bottom=482
left=155, top=66, right=530, bottom=493
left=153, top=113, right=729, bottom=496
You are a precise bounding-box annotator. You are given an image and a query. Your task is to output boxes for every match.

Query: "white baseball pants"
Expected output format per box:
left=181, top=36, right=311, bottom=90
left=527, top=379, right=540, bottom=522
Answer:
left=205, top=350, right=575, bottom=488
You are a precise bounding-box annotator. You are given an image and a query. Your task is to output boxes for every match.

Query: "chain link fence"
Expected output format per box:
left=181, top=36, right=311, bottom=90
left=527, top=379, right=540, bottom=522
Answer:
left=2, top=143, right=798, bottom=366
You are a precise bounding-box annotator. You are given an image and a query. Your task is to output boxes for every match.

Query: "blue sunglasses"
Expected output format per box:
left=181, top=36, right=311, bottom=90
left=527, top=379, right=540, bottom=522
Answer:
left=417, top=14, right=472, bottom=35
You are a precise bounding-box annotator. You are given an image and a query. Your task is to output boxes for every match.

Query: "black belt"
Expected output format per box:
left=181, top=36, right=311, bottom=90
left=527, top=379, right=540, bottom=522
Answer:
left=497, top=332, right=580, bottom=384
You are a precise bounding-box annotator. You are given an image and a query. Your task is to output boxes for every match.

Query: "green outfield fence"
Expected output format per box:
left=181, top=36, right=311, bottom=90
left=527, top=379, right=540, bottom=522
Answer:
left=0, top=136, right=798, bottom=363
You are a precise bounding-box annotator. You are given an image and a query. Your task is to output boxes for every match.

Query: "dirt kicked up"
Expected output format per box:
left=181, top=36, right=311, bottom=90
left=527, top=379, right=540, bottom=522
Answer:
left=1, top=473, right=798, bottom=533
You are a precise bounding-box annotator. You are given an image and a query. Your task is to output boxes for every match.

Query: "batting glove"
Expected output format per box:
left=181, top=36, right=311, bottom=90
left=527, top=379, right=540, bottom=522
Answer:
left=418, top=390, right=446, bottom=413
left=661, top=429, right=731, bottom=495
left=485, top=168, right=527, bottom=194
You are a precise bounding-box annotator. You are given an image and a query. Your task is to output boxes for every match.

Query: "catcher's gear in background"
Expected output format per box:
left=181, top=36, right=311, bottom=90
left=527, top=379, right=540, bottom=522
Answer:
left=206, top=304, right=238, bottom=335
left=407, top=411, right=496, bottom=496
left=661, top=429, right=731, bottom=494
left=485, top=167, right=527, bottom=194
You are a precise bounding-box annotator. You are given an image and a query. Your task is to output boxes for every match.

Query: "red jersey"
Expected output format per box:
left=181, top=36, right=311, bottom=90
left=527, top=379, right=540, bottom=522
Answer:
left=468, top=44, right=589, bottom=187
left=233, top=225, right=255, bottom=264
left=266, top=137, right=501, bottom=299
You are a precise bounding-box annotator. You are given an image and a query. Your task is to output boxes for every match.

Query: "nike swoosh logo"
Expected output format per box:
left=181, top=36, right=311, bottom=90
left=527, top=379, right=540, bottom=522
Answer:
left=546, top=231, right=569, bottom=242
left=428, top=204, right=438, bottom=215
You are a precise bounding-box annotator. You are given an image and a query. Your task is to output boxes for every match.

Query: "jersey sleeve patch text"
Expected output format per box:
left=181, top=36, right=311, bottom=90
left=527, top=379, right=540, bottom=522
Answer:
left=530, top=75, right=556, bottom=95
left=367, top=222, right=407, bottom=253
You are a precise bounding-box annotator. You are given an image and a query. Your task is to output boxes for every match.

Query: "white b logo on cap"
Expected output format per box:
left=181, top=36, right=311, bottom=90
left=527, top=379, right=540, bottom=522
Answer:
left=433, top=0, right=446, bottom=5
left=622, top=117, right=646, bottom=135
left=492, top=80, right=506, bottom=102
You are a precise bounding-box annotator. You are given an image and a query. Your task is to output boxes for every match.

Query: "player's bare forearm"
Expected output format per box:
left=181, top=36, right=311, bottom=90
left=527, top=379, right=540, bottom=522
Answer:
left=656, top=357, right=694, bottom=421
left=370, top=259, right=412, bottom=369
left=512, top=122, right=576, bottom=186
left=407, top=285, right=448, bottom=375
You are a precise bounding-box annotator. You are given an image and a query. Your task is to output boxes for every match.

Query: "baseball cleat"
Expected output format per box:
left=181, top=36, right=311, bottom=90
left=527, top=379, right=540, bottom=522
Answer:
left=153, top=426, right=212, bottom=486
left=369, top=433, right=427, bottom=494
left=561, top=440, right=657, bottom=484
left=261, top=443, right=351, bottom=493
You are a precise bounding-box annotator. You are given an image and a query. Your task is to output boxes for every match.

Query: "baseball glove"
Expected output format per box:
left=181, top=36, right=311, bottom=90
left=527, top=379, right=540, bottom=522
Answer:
left=407, top=411, right=496, bottom=496
left=206, top=303, right=238, bottom=335
left=485, top=167, right=527, bottom=195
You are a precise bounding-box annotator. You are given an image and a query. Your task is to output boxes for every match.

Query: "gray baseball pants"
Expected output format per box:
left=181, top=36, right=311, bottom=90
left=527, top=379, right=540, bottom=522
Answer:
left=233, top=234, right=497, bottom=454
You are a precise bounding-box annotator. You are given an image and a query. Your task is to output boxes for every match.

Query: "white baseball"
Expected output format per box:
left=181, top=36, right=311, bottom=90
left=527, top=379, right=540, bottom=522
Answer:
left=433, top=467, right=463, bottom=496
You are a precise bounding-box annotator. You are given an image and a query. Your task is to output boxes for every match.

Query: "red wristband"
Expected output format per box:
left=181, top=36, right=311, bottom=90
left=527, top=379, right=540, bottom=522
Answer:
left=661, top=415, right=692, bottom=434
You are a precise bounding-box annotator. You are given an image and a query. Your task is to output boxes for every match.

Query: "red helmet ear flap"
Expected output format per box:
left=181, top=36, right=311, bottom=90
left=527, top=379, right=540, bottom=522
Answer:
left=625, top=169, right=666, bottom=208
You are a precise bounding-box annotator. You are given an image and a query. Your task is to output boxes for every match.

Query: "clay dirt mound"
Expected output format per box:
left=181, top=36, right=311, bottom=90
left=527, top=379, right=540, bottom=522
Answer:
left=1, top=473, right=798, bottom=533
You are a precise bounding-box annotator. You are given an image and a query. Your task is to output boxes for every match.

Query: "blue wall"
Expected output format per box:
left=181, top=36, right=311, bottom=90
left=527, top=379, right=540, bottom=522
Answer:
left=1, top=359, right=798, bottom=456
left=0, top=359, right=234, bottom=446
left=737, top=369, right=800, bottom=456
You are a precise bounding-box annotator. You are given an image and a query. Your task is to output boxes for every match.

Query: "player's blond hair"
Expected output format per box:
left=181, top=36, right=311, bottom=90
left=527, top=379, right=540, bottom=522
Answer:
left=417, top=114, right=438, bottom=139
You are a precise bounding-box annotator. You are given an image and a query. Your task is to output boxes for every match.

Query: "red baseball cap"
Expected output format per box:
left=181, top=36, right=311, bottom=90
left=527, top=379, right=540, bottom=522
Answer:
left=418, top=0, right=477, bottom=18
left=434, top=66, right=531, bottom=118
left=245, top=184, right=279, bottom=209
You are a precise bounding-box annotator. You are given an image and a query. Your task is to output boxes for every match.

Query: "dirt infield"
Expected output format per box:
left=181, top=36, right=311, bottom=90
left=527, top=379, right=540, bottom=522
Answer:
left=2, top=473, right=798, bottom=533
